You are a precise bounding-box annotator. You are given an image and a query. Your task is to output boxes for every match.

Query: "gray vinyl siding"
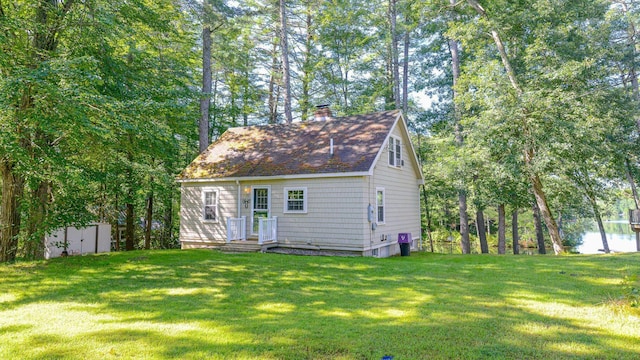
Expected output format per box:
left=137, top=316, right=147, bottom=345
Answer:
left=250, top=177, right=368, bottom=250
left=179, top=182, right=238, bottom=246
left=370, top=124, right=422, bottom=251
left=179, top=177, right=369, bottom=250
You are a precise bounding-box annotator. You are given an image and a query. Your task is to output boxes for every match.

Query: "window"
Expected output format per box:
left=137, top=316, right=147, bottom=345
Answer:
left=388, top=136, right=402, bottom=167
left=202, top=189, right=218, bottom=222
left=284, top=187, right=307, bottom=213
left=376, top=188, right=385, bottom=224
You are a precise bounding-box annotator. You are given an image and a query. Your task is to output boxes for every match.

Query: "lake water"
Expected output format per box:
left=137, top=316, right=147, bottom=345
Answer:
left=577, top=220, right=639, bottom=254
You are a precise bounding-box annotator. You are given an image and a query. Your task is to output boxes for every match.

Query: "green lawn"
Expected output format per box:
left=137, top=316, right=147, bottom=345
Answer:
left=1, top=250, right=639, bottom=359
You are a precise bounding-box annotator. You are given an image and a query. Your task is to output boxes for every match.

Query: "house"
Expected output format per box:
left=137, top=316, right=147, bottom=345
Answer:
left=177, top=108, right=424, bottom=257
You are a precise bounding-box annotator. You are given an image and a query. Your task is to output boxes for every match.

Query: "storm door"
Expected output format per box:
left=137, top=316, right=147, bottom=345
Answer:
left=251, top=187, right=270, bottom=234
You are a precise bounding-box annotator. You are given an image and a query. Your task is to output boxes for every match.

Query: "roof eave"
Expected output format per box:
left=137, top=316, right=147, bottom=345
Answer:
left=177, top=171, right=371, bottom=184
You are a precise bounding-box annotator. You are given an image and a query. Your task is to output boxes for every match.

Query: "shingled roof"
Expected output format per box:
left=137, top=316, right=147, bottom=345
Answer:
left=179, top=110, right=402, bottom=180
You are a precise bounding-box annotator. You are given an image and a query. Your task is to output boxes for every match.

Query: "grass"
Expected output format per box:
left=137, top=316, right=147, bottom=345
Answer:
left=1, top=250, right=639, bottom=359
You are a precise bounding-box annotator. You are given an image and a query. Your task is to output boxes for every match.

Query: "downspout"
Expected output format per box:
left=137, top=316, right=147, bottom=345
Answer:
left=236, top=180, right=241, bottom=217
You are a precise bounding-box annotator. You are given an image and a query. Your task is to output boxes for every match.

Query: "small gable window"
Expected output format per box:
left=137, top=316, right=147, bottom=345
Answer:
left=202, top=189, right=218, bottom=222
left=376, top=188, right=385, bottom=224
left=284, top=187, right=307, bottom=214
left=388, top=136, right=402, bottom=167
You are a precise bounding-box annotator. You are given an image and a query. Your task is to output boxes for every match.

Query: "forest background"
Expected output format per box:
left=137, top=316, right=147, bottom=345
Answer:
left=1, top=0, right=639, bottom=262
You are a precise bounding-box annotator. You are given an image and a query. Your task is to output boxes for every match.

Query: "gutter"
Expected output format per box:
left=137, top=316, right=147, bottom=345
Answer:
left=177, top=171, right=370, bottom=184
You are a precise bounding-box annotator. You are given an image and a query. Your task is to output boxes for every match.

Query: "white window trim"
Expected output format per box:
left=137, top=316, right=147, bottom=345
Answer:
left=388, top=136, right=403, bottom=168
left=202, top=188, right=219, bottom=223
left=284, top=187, right=308, bottom=214
left=376, top=187, right=385, bottom=225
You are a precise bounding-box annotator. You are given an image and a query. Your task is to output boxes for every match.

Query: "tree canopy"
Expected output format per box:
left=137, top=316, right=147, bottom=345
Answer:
left=1, top=0, right=638, bottom=261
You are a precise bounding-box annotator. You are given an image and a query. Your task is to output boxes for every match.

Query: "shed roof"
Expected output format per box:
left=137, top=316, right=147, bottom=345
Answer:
left=179, top=110, right=402, bottom=180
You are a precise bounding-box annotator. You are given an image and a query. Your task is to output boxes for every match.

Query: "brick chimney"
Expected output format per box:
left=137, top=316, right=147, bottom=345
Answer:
left=314, top=104, right=332, bottom=121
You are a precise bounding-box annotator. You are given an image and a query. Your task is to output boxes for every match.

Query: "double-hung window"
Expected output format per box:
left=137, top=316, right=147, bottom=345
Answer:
left=376, top=188, right=385, bottom=224
left=202, top=189, right=218, bottom=222
left=284, top=187, right=307, bottom=213
left=388, top=136, right=402, bottom=167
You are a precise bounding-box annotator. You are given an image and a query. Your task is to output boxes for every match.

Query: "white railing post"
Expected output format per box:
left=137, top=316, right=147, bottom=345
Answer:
left=240, top=216, right=246, bottom=241
left=227, top=217, right=247, bottom=243
left=258, top=217, right=278, bottom=245
left=271, top=216, right=277, bottom=243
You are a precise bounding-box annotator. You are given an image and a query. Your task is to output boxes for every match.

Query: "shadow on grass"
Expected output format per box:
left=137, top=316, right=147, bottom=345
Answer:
left=1, top=250, right=639, bottom=359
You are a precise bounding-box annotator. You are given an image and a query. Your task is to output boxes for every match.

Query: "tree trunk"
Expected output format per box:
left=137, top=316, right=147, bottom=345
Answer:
left=588, top=195, right=610, bottom=253
left=163, top=195, right=173, bottom=248
left=448, top=0, right=470, bottom=254
left=210, top=75, right=219, bottom=141
left=342, top=66, right=349, bottom=111
left=533, top=201, right=546, bottom=254
left=389, top=0, right=400, bottom=109
left=477, top=209, right=488, bottom=253
left=421, top=185, right=434, bottom=252
left=300, top=3, right=313, bottom=121
left=385, top=43, right=394, bottom=107
left=458, top=190, right=470, bottom=253
left=595, top=209, right=610, bottom=254
left=125, top=201, right=135, bottom=251
left=230, top=91, right=237, bottom=125
left=530, top=168, right=563, bottom=254
left=199, top=25, right=212, bottom=153
left=113, top=193, right=120, bottom=251
left=402, top=22, right=409, bottom=115
left=557, top=212, right=563, bottom=238
left=512, top=209, right=519, bottom=255
left=268, top=41, right=279, bottom=124
left=279, top=0, right=293, bottom=123
left=498, top=204, right=506, bottom=254
left=625, top=158, right=639, bottom=209
left=144, top=191, right=153, bottom=250
left=0, top=161, right=24, bottom=262
left=24, top=180, right=50, bottom=260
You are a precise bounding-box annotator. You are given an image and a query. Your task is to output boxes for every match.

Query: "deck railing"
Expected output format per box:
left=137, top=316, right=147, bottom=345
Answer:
left=258, top=216, right=278, bottom=244
left=226, top=216, right=246, bottom=243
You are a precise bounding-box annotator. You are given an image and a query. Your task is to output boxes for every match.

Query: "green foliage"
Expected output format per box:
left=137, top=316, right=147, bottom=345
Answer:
left=621, top=274, right=640, bottom=309
left=4, top=0, right=640, bottom=260
left=0, top=0, right=198, bottom=259
left=417, top=0, right=640, bottom=248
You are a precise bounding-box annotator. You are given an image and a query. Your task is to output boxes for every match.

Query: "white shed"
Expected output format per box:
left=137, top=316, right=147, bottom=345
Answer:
left=45, top=223, right=111, bottom=259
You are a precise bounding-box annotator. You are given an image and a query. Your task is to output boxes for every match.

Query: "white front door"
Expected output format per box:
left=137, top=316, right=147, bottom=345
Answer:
left=251, top=187, right=270, bottom=234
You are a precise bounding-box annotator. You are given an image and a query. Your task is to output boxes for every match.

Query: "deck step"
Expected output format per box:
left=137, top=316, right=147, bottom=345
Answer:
left=218, top=241, right=262, bottom=253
